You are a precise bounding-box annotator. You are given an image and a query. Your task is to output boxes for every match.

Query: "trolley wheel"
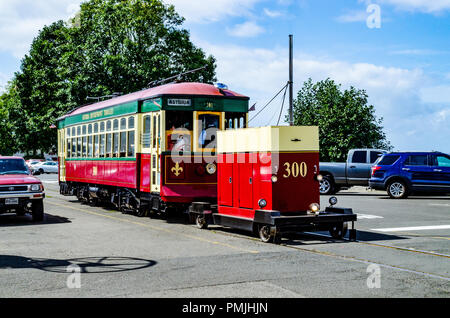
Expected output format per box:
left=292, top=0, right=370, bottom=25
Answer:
left=258, top=225, right=280, bottom=243
left=136, top=207, right=147, bottom=218
left=329, top=222, right=348, bottom=239
left=195, top=215, right=208, bottom=229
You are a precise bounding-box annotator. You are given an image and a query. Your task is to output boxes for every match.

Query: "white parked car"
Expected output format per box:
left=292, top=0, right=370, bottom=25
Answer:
left=32, top=161, right=58, bottom=174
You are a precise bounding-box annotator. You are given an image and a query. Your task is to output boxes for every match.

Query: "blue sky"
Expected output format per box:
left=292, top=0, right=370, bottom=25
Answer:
left=0, top=0, right=449, bottom=153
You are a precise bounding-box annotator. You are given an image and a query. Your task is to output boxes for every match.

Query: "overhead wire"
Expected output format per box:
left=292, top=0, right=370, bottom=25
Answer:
left=248, top=82, right=289, bottom=124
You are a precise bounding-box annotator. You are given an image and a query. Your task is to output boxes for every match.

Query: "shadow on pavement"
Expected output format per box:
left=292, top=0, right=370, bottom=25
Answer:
left=353, top=230, right=407, bottom=242
left=0, top=213, right=71, bottom=227
left=0, top=256, right=157, bottom=273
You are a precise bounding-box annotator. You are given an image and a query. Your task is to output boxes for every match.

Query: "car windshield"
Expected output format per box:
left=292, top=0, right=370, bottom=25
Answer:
left=0, top=159, right=30, bottom=175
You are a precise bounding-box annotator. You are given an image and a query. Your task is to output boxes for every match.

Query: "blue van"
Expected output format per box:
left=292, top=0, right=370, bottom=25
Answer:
left=369, top=152, right=450, bottom=199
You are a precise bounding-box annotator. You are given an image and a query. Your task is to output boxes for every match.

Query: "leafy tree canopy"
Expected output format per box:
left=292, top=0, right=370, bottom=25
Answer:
left=291, top=78, right=392, bottom=162
left=2, top=0, right=216, bottom=154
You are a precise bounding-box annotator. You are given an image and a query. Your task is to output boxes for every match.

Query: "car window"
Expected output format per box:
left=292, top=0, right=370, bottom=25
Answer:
left=378, top=155, right=400, bottom=166
left=436, top=155, right=450, bottom=167
left=370, top=151, right=384, bottom=163
left=404, top=155, right=428, bottom=166
left=352, top=151, right=367, bottom=163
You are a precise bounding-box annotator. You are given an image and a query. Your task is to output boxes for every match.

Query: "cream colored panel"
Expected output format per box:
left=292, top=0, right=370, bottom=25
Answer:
left=217, top=126, right=319, bottom=153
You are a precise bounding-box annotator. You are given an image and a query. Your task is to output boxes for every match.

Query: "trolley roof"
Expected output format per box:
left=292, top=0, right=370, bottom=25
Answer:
left=57, top=82, right=249, bottom=128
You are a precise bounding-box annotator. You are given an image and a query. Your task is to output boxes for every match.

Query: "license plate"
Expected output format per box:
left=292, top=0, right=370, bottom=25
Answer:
left=5, top=198, right=19, bottom=205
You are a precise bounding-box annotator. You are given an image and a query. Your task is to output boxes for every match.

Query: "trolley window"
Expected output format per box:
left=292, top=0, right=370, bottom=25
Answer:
left=100, top=135, right=105, bottom=158
left=143, top=115, right=151, bottom=148
left=198, top=113, right=220, bottom=149
left=128, top=117, right=135, bottom=129
left=106, top=134, right=112, bottom=157
left=94, top=135, right=99, bottom=157
left=120, top=132, right=127, bottom=157
left=120, top=118, right=127, bottom=130
left=82, top=137, right=87, bottom=157
left=113, top=132, right=119, bottom=157
left=128, top=131, right=135, bottom=157
left=88, top=136, right=93, bottom=157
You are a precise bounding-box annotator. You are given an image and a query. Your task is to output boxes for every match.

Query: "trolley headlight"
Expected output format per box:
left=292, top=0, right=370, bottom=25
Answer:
left=206, top=163, right=217, bottom=175
left=309, top=203, right=320, bottom=215
left=258, top=199, right=267, bottom=209
left=329, top=196, right=338, bottom=206
left=315, top=174, right=323, bottom=182
left=271, top=175, right=278, bottom=183
left=30, top=184, right=41, bottom=192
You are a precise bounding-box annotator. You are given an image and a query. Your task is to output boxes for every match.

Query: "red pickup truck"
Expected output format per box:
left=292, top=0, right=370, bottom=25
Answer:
left=0, top=157, right=45, bottom=221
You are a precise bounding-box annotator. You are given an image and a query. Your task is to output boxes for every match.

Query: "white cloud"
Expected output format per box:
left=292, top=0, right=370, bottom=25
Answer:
left=227, top=21, right=265, bottom=38
left=373, top=0, right=450, bottom=13
left=264, top=8, right=283, bottom=18
left=420, top=85, right=450, bottom=103
left=164, top=0, right=262, bottom=23
left=0, top=0, right=82, bottom=58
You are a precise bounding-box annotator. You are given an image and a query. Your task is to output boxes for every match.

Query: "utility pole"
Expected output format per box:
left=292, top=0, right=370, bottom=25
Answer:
left=289, top=34, right=294, bottom=126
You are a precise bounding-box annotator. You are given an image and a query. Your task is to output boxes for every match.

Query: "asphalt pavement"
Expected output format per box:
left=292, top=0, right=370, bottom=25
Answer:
left=0, top=173, right=449, bottom=298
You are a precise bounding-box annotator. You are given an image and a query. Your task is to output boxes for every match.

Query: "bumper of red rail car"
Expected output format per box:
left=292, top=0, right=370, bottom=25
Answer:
left=253, top=208, right=357, bottom=228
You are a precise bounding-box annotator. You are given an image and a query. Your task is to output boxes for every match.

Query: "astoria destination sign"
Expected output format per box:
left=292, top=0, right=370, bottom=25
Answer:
left=168, top=99, right=192, bottom=106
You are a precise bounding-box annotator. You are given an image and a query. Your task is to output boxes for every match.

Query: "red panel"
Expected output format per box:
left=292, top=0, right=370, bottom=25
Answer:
left=253, top=153, right=273, bottom=211
left=238, top=154, right=253, bottom=209
left=119, top=161, right=136, bottom=187
left=140, top=154, right=151, bottom=193
left=218, top=206, right=254, bottom=220
left=218, top=154, right=233, bottom=206
left=110, top=160, right=119, bottom=184
left=273, top=152, right=320, bottom=212
left=160, top=184, right=217, bottom=203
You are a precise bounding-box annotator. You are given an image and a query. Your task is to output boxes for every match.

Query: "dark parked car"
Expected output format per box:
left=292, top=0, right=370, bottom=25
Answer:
left=369, top=152, right=450, bottom=199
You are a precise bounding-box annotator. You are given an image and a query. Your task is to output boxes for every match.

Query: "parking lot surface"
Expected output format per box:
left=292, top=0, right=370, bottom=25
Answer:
left=1, top=174, right=449, bottom=298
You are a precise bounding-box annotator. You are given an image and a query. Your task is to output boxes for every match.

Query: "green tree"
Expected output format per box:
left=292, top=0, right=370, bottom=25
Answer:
left=15, top=21, right=72, bottom=155
left=10, top=0, right=216, bottom=154
left=291, top=78, right=392, bottom=162
left=0, top=91, right=15, bottom=155
left=67, top=0, right=216, bottom=106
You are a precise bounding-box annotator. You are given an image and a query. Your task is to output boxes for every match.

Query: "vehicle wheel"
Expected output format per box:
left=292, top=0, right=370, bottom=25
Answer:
left=329, top=222, right=348, bottom=239
left=258, top=225, right=280, bottom=243
left=39, top=169, right=44, bottom=174
left=319, top=176, right=337, bottom=195
left=15, top=208, right=26, bottom=217
left=136, top=207, right=147, bottom=218
left=31, top=199, right=44, bottom=222
left=387, top=180, right=409, bottom=199
left=195, top=215, right=208, bottom=229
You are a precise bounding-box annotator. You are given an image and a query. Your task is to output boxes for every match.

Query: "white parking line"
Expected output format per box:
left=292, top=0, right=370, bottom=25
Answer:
left=373, top=225, right=450, bottom=232
left=429, top=203, right=450, bottom=207
left=357, top=214, right=384, bottom=219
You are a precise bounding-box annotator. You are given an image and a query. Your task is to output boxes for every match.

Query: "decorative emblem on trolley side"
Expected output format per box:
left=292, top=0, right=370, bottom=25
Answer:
left=171, top=162, right=184, bottom=177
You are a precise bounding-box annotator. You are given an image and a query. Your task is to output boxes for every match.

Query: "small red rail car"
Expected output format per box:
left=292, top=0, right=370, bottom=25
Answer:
left=189, top=126, right=357, bottom=242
